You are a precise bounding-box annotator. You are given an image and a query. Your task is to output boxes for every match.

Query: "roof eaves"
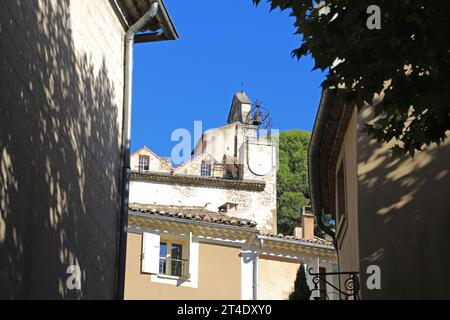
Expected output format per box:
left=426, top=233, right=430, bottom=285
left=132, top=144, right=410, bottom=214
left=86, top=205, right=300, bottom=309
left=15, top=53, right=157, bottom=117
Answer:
left=258, top=234, right=335, bottom=251
left=117, top=0, right=178, bottom=39
left=129, top=210, right=259, bottom=233
left=154, top=0, right=179, bottom=40
left=131, top=171, right=266, bottom=191
left=308, top=88, right=337, bottom=220
left=308, top=88, right=354, bottom=245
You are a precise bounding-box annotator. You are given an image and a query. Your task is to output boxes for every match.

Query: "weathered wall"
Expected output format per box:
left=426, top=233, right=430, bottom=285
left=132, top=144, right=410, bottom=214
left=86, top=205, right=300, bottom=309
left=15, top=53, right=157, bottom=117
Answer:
left=259, top=257, right=299, bottom=300
left=175, top=152, right=219, bottom=176
left=138, top=97, right=278, bottom=234
left=193, top=123, right=238, bottom=165
left=124, top=233, right=242, bottom=300
left=357, top=106, right=450, bottom=299
left=259, top=256, right=338, bottom=300
left=0, top=0, right=125, bottom=299
left=130, top=179, right=277, bottom=234
left=131, top=148, right=171, bottom=173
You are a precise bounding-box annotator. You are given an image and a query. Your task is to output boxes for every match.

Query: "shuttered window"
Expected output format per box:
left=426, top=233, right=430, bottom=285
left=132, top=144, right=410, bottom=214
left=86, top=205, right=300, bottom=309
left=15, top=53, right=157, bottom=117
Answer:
left=336, top=161, right=346, bottom=222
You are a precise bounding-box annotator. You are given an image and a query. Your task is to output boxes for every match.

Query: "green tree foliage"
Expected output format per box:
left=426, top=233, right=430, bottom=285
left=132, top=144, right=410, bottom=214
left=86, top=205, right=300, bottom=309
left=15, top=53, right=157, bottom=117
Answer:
left=277, top=130, right=310, bottom=235
left=289, top=263, right=311, bottom=300
left=253, top=0, right=450, bottom=156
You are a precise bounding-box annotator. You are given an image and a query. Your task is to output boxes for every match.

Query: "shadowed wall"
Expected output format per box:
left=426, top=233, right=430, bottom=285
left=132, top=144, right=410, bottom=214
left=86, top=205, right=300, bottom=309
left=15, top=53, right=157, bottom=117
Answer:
left=0, top=0, right=126, bottom=299
left=357, top=107, right=450, bottom=299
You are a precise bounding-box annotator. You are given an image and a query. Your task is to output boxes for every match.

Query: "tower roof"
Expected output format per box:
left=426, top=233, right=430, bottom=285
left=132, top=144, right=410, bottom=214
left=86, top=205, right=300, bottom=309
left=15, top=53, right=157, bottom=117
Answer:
left=227, top=92, right=252, bottom=124
left=234, top=92, right=251, bottom=104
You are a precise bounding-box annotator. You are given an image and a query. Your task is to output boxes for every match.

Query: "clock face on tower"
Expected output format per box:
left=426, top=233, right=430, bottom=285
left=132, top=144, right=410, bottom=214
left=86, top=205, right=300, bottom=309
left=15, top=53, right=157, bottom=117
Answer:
left=247, top=143, right=274, bottom=176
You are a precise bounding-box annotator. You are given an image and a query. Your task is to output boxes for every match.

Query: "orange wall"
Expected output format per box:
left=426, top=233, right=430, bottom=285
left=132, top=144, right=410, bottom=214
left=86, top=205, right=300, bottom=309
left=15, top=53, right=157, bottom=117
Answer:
left=124, top=233, right=242, bottom=300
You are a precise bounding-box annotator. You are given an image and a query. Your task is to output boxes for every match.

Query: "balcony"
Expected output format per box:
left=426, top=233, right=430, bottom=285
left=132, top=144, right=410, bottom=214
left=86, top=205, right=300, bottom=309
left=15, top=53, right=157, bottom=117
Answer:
left=308, top=268, right=360, bottom=300
left=159, top=257, right=190, bottom=279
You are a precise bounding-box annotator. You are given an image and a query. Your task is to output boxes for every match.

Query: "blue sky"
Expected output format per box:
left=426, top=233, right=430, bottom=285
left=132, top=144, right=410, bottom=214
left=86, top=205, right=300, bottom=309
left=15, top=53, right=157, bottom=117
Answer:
left=131, top=0, right=326, bottom=157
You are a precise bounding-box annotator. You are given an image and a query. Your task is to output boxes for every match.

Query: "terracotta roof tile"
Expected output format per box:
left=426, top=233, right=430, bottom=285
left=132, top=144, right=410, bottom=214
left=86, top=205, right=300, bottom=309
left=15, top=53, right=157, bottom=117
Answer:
left=129, top=204, right=257, bottom=228
left=131, top=171, right=266, bottom=191
left=260, top=232, right=333, bottom=247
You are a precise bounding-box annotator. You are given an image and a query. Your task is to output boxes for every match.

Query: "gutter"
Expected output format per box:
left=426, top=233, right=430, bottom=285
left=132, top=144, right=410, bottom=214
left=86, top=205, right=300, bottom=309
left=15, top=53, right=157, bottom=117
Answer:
left=308, top=88, right=338, bottom=249
left=116, top=1, right=178, bottom=300
left=135, top=0, right=179, bottom=43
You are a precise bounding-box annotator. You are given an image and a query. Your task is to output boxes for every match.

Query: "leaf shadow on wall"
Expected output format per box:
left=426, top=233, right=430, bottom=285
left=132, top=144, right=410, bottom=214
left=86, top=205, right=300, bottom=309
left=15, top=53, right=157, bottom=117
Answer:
left=0, top=0, right=123, bottom=299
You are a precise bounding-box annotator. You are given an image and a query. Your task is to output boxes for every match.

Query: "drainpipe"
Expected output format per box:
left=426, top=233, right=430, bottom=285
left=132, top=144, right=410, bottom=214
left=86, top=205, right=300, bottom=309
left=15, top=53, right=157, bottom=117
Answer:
left=116, top=2, right=160, bottom=300
left=253, top=237, right=264, bottom=300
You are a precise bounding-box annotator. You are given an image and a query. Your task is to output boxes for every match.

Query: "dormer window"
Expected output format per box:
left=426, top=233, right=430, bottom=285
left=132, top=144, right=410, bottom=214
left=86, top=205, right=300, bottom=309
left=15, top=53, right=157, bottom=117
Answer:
left=138, top=155, right=150, bottom=172
left=200, top=161, right=212, bottom=177
left=219, top=203, right=238, bottom=213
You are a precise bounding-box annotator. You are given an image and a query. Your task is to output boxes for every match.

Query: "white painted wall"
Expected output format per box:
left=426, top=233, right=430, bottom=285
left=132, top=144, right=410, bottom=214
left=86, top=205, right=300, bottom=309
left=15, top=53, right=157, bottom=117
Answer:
left=130, top=179, right=277, bottom=234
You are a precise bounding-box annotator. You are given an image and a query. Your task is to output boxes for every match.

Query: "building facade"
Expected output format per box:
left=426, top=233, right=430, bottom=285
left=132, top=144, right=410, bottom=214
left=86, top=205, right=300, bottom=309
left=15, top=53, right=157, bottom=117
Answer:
left=131, top=92, right=279, bottom=235
left=0, top=0, right=177, bottom=299
left=124, top=92, right=338, bottom=300
left=309, top=88, right=450, bottom=299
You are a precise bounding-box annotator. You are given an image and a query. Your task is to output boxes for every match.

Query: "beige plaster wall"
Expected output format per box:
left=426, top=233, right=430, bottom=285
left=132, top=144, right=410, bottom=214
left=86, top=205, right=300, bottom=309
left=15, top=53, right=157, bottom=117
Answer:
left=335, top=107, right=360, bottom=277
left=357, top=106, right=450, bottom=299
left=124, top=233, right=242, bottom=300
left=259, top=257, right=300, bottom=300
left=0, top=0, right=126, bottom=299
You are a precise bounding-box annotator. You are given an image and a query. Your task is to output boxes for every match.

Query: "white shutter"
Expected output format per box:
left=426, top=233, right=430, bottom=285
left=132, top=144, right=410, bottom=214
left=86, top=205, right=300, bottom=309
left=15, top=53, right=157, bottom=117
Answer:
left=142, top=232, right=160, bottom=274
left=187, top=232, right=193, bottom=278
left=188, top=232, right=199, bottom=284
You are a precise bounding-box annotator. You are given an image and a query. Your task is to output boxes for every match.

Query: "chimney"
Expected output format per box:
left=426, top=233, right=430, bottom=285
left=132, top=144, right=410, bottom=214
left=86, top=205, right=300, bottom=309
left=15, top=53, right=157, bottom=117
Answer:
left=293, top=227, right=303, bottom=239
left=292, top=207, right=315, bottom=240
left=302, top=213, right=315, bottom=240
left=302, top=206, right=315, bottom=240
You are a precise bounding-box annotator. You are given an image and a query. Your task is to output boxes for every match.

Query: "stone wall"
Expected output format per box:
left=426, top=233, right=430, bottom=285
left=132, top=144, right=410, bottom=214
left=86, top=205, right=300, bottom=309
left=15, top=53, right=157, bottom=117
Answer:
left=131, top=118, right=278, bottom=234
left=130, top=176, right=277, bottom=234
left=131, top=147, right=171, bottom=173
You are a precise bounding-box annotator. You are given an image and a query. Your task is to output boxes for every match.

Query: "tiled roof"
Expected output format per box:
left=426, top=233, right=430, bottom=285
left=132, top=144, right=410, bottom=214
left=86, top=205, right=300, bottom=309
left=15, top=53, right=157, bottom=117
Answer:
left=129, top=204, right=258, bottom=228
left=235, top=92, right=252, bottom=104
left=261, top=233, right=333, bottom=247
left=131, top=171, right=266, bottom=191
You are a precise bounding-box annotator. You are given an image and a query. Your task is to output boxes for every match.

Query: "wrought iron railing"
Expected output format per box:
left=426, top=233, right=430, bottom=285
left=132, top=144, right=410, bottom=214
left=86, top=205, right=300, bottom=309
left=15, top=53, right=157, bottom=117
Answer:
left=308, top=268, right=360, bottom=300
left=159, top=257, right=190, bottom=278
